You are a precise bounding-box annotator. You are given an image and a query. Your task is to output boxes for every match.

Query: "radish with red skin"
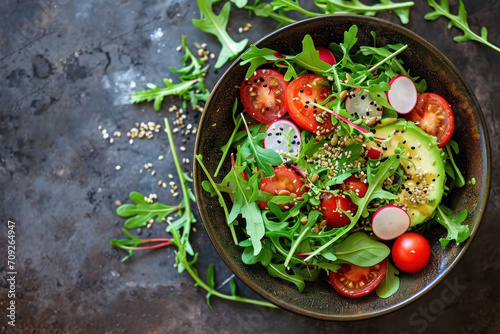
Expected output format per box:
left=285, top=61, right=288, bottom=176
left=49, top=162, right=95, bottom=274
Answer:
left=263, top=119, right=301, bottom=158
left=372, top=205, right=411, bottom=240
left=316, top=47, right=336, bottom=65
left=386, top=75, right=418, bottom=114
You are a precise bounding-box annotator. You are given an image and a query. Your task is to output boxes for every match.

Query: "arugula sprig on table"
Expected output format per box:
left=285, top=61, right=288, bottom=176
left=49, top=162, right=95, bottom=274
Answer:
left=193, top=0, right=249, bottom=68
left=130, top=36, right=210, bottom=111
left=425, top=0, right=500, bottom=53
left=111, top=118, right=274, bottom=307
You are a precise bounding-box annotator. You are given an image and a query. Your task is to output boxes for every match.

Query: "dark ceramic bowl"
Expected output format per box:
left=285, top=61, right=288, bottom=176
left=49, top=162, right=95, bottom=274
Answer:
left=193, top=15, right=491, bottom=320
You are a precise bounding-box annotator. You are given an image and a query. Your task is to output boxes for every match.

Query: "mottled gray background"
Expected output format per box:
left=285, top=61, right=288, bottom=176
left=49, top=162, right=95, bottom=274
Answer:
left=0, top=0, right=498, bottom=333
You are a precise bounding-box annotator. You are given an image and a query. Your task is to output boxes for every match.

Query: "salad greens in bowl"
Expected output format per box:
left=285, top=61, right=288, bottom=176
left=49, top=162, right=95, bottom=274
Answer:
left=193, top=15, right=490, bottom=320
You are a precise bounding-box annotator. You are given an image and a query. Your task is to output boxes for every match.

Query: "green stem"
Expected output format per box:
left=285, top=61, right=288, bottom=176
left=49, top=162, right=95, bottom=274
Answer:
left=243, top=5, right=296, bottom=25
left=180, top=253, right=277, bottom=308
left=367, top=45, right=408, bottom=72
left=195, top=154, right=238, bottom=244
left=214, top=116, right=243, bottom=177
left=164, top=118, right=193, bottom=247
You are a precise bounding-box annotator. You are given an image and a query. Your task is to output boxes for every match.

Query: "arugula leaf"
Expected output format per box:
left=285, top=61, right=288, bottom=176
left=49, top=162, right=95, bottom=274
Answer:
left=425, top=0, right=500, bottom=53
left=205, top=264, right=216, bottom=306
left=116, top=191, right=180, bottom=229
left=283, top=210, right=321, bottom=268
left=376, top=260, right=400, bottom=298
left=270, top=0, right=322, bottom=19
left=223, top=164, right=265, bottom=255
left=193, top=0, right=249, bottom=68
left=334, top=232, right=391, bottom=267
left=243, top=3, right=296, bottom=27
left=240, top=35, right=331, bottom=80
left=130, top=78, right=201, bottom=111
left=315, top=0, right=414, bottom=24
left=434, top=205, right=470, bottom=247
left=266, top=262, right=306, bottom=292
left=240, top=116, right=283, bottom=176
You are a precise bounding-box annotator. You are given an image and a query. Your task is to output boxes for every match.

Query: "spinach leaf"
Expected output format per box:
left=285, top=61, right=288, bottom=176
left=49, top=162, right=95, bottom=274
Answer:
left=334, top=232, right=390, bottom=266
left=376, top=261, right=400, bottom=298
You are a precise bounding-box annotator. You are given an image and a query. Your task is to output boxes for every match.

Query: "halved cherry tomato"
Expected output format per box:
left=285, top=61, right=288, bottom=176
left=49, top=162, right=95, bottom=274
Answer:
left=259, top=167, right=307, bottom=210
left=320, top=193, right=352, bottom=228
left=240, top=69, right=289, bottom=124
left=392, top=232, right=431, bottom=273
left=340, top=176, right=368, bottom=213
left=284, top=74, right=335, bottom=134
left=329, top=259, right=387, bottom=298
left=403, top=92, right=454, bottom=148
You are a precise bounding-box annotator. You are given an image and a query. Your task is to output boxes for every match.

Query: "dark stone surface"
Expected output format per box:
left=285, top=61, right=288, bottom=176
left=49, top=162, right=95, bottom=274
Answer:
left=0, top=0, right=498, bottom=333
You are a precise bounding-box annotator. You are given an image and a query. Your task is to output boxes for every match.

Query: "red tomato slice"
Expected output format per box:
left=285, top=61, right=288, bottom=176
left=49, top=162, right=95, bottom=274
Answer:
left=320, top=193, right=352, bottom=228
left=240, top=69, right=289, bottom=124
left=259, top=167, right=307, bottom=210
left=284, top=74, right=335, bottom=134
left=403, top=92, right=454, bottom=148
left=329, top=259, right=387, bottom=298
left=391, top=232, right=431, bottom=273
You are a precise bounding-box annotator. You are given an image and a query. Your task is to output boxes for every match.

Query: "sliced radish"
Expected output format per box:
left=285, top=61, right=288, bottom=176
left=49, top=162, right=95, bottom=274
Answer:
left=316, top=47, right=336, bottom=65
left=263, top=119, right=301, bottom=157
left=372, top=205, right=410, bottom=240
left=386, top=75, right=418, bottom=114
left=345, top=90, right=383, bottom=119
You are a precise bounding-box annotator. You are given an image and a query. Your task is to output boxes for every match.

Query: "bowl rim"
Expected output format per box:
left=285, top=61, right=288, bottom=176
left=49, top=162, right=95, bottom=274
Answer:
left=193, top=14, right=492, bottom=320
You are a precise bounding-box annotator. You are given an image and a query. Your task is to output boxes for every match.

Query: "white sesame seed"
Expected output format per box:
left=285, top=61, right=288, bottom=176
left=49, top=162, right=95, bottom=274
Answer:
left=115, top=165, right=121, bottom=171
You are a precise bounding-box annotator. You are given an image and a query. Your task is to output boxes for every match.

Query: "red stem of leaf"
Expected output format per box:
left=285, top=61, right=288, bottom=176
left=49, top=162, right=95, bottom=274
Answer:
left=133, top=240, right=171, bottom=251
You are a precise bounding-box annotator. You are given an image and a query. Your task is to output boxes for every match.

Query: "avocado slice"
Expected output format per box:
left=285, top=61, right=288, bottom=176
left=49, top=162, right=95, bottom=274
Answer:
left=373, top=120, right=445, bottom=227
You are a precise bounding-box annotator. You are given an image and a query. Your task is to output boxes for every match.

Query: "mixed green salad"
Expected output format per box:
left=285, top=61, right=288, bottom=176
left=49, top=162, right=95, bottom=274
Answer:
left=199, top=25, right=470, bottom=299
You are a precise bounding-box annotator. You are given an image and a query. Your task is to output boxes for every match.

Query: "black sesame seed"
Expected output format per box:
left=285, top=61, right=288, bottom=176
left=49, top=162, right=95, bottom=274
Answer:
left=299, top=89, right=304, bottom=93
left=259, top=77, right=265, bottom=82
left=263, top=84, right=268, bottom=87
left=305, top=101, right=310, bottom=104
left=267, top=133, right=272, bottom=136
left=277, top=140, right=281, bottom=144
left=361, top=95, right=366, bottom=100
left=403, top=140, right=407, bottom=144
left=254, top=79, right=258, bottom=83
left=411, top=146, right=415, bottom=150
left=291, top=141, right=296, bottom=145
left=294, top=135, right=298, bottom=139
left=305, top=105, right=309, bottom=108
left=280, top=127, right=284, bottom=131
left=370, top=101, right=374, bottom=105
